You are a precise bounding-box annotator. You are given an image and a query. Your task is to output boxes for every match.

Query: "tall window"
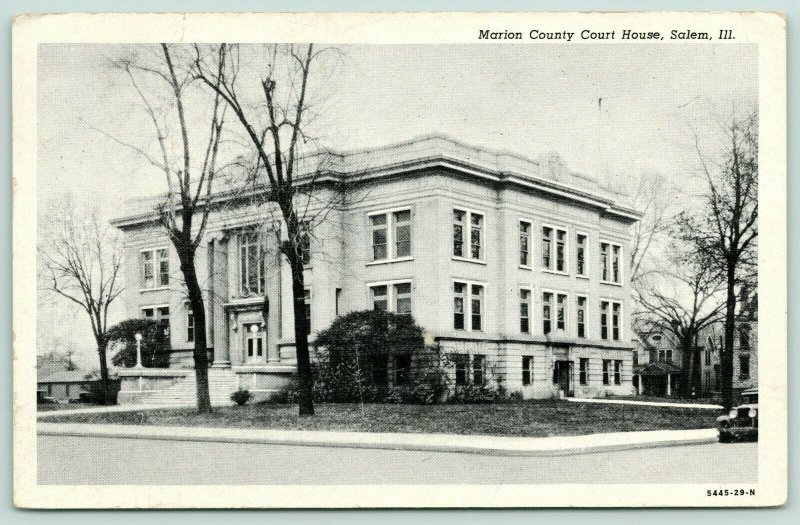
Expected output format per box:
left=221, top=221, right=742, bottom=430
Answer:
left=600, top=241, right=622, bottom=284
left=522, top=356, right=533, bottom=386
left=556, top=293, right=567, bottom=331
left=454, top=282, right=484, bottom=331
left=186, top=309, right=195, bottom=343
left=470, top=213, right=483, bottom=259
left=454, top=354, right=469, bottom=386
left=579, top=358, right=588, bottom=385
left=576, top=234, right=587, bottom=276
left=394, top=210, right=411, bottom=257
left=303, top=289, right=311, bottom=335
left=245, top=323, right=265, bottom=360
left=371, top=214, right=388, bottom=261
left=614, top=360, right=622, bottom=385
left=142, top=306, right=170, bottom=336
left=542, top=292, right=553, bottom=334
left=633, top=352, right=639, bottom=366
left=472, top=354, right=485, bottom=385
left=471, top=284, right=483, bottom=330
left=542, top=225, right=568, bottom=273
left=739, top=355, right=750, bottom=379
left=453, top=210, right=465, bottom=257
left=298, top=221, right=312, bottom=266
left=453, top=282, right=466, bottom=330
left=739, top=326, right=751, bottom=350
left=520, top=289, right=531, bottom=333
left=577, top=296, right=587, bottom=338
left=602, top=359, right=611, bottom=385
left=519, top=221, right=531, bottom=266
left=395, top=282, right=412, bottom=315
left=612, top=303, right=621, bottom=341
left=600, top=301, right=609, bottom=340
left=239, top=232, right=265, bottom=296
left=141, top=248, right=169, bottom=288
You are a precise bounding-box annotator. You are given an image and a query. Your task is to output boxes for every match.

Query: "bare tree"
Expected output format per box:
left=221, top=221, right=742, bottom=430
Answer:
left=635, top=250, right=726, bottom=398
left=106, top=44, right=228, bottom=413
left=677, top=109, right=758, bottom=409
left=193, top=43, right=343, bottom=416
left=39, top=208, right=124, bottom=404
left=629, top=172, right=676, bottom=286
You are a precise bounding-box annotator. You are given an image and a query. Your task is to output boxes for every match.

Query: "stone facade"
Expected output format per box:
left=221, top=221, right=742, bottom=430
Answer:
left=112, top=136, right=640, bottom=401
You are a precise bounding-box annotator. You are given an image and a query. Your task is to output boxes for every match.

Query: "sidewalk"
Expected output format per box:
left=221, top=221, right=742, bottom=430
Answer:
left=38, top=422, right=719, bottom=457
left=37, top=404, right=182, bottom=418
left=567, top=398, right=723, bottom=410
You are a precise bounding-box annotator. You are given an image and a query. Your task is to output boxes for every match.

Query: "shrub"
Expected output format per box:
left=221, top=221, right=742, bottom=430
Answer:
left=230, top=389, right=252, bottom=406
left=108, top=318, right=171, bottom=368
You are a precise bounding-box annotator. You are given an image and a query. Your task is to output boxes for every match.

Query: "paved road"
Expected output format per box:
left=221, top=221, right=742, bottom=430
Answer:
left=37, top=435, right=757, bottom=485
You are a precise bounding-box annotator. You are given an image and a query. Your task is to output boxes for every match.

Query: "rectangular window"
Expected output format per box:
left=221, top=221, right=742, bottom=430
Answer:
left=453, top=282, right=466, bottom=330
left=394, top=210, right=412, bottom=258
left=556, top=293, right=567, bottom=331
left=371, top=285, right=388, bottom=311
left=542, top=292, right=553, bottom=335
left=471, top=284, right=483, bottom=331
left=739, top=355, right=750, bottom=379
left=556, top=230, right=566, bottom=272
left=602, top=359, right=611, bottom=385
left=472, top=354, right=485, bottom=385
left=666, top=350, right=673, bottom=363
left=633, top=352, right=639, bottom=366
left=335, top=288, right=342, bottom=316
left=142, top=307, right=154, bottom=318
left=704, top=370, right=711, bottom=388
left=600, top=301, right=609, bottom=340
left=612, top=303, right=621, bottom=341
left=453, top=210, right=465, bottom=257
left=614, top=360, right=622, bottom=385
left=394, top=353, right=411, bottom=386
left=143, top=306, right=169, bottom=336
left=304, top=289, right=311, bottom=335
left=577, top=296, right=587, bottom=338
left=454, top=354, right=469, bottom=386
left=519, top=221, right=531, bottom=266
left=141, top=248, right=169, bottom=288
left=542, top=226, right=552, bottom=269
left=470, top=213, right=483, bottom=259
left=239, top=232, right=265, bottom=296
left=394, top=282, right=412, bottom=315
left=520, top=289, right=531, bottom=333
left=371, top=214, right=388, bottom=261
left=705, top=348, right=712, bottom=366
left=298, top=221, right=312, bottom=266
left=522, top=356, right=533, bottom=386
left=576, top=234, right=587, bottom=276
left=600, top=241, right=622, bottom=284
left=186, top=309, right=195, bottom=343
left=579, top=358, right=588, bottom=385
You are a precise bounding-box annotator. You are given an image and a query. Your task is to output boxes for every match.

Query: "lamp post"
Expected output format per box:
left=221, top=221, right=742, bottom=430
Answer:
left=134, top=333, right=143, bottom=368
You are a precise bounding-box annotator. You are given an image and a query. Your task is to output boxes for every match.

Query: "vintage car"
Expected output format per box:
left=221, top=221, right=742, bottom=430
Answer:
left=716, top=389, right=758, bottom=443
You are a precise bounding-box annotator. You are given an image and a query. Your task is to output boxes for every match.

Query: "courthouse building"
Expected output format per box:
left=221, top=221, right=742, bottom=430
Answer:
left=112, top=136, right=640, bottom=404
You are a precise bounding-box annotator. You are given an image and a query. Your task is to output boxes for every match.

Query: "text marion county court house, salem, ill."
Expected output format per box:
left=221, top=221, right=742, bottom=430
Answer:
left=110, top=136, right=641, bottom=406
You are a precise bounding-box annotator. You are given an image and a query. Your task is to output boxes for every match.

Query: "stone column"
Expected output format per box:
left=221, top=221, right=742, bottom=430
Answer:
left=266, top=231, right=282, bottom=363
left=666, top=374, right=672, bottom=396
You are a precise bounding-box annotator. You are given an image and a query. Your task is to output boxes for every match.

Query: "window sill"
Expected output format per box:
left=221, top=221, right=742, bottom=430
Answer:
left=140, top=286, right=170, bottom=293
left=519, top=264, right=533, bottom=271
left=452, top=256, right=487, bottom=265
left=576, top=274, right=590, bottom=280
left=600, top=280, right=623, bottom=287
left=541, top=269, right=569, bottom=276
left=366, top=257, right=414, bottom=266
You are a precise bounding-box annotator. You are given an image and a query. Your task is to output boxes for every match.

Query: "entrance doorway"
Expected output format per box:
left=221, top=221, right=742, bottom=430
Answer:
left=553, top=360, right=573, bottom=397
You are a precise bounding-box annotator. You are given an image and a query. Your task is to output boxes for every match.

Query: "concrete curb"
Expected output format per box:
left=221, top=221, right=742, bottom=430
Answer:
left=567, top=398, right=723, bottom=410
left=37, top=423, right=719, bottom=457
left=37, top=405, right=189, bottom=418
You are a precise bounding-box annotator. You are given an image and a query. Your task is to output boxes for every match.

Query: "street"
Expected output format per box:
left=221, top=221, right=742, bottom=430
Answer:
left=37, top=435, right=757, bottom=485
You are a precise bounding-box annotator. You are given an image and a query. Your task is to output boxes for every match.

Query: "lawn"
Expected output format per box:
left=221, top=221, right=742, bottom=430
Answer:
left=37, top=402, right=101, bottom=412
left=607, top=395, right=722, bottom=405
left=41, top=400, right=718, bottom=437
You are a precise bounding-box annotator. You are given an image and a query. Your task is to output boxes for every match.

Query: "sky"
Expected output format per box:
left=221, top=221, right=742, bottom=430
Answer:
left=36, top=43, right=758, bottom=369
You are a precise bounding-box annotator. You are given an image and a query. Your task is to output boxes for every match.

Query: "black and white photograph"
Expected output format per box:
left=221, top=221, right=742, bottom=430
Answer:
left=12, top=11, right=787, bottom=508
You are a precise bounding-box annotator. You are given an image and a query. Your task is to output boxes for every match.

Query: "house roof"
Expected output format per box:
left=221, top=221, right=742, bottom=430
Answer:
left=633, top=362, right=683, bottom=376
left=37, top=370, right=95, bottom=384
left=110, top=135, right=641, bottom=229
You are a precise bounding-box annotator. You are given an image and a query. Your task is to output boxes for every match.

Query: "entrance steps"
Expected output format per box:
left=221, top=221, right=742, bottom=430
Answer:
left=139, top=368, right=238, bottom=407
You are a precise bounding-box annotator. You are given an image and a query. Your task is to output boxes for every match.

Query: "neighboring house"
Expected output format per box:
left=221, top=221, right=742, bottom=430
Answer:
left=632, top=330, right=683, bottom=397
left=111, top=136, right=640, bottom=404
left=697, top=300, right=758, bottom=395
left=37, top=370, right=94, bottom=402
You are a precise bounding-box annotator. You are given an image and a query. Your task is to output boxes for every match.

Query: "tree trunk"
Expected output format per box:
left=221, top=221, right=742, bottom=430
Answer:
left=96, top=338, right=111, bottom=405
left=721, top=261, right=737, bottom=410
left=288, top=249, right=315, bottom=416
left=179, top=250, right=213, bottom=413
left=679, top=334, right=692, bottom=398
